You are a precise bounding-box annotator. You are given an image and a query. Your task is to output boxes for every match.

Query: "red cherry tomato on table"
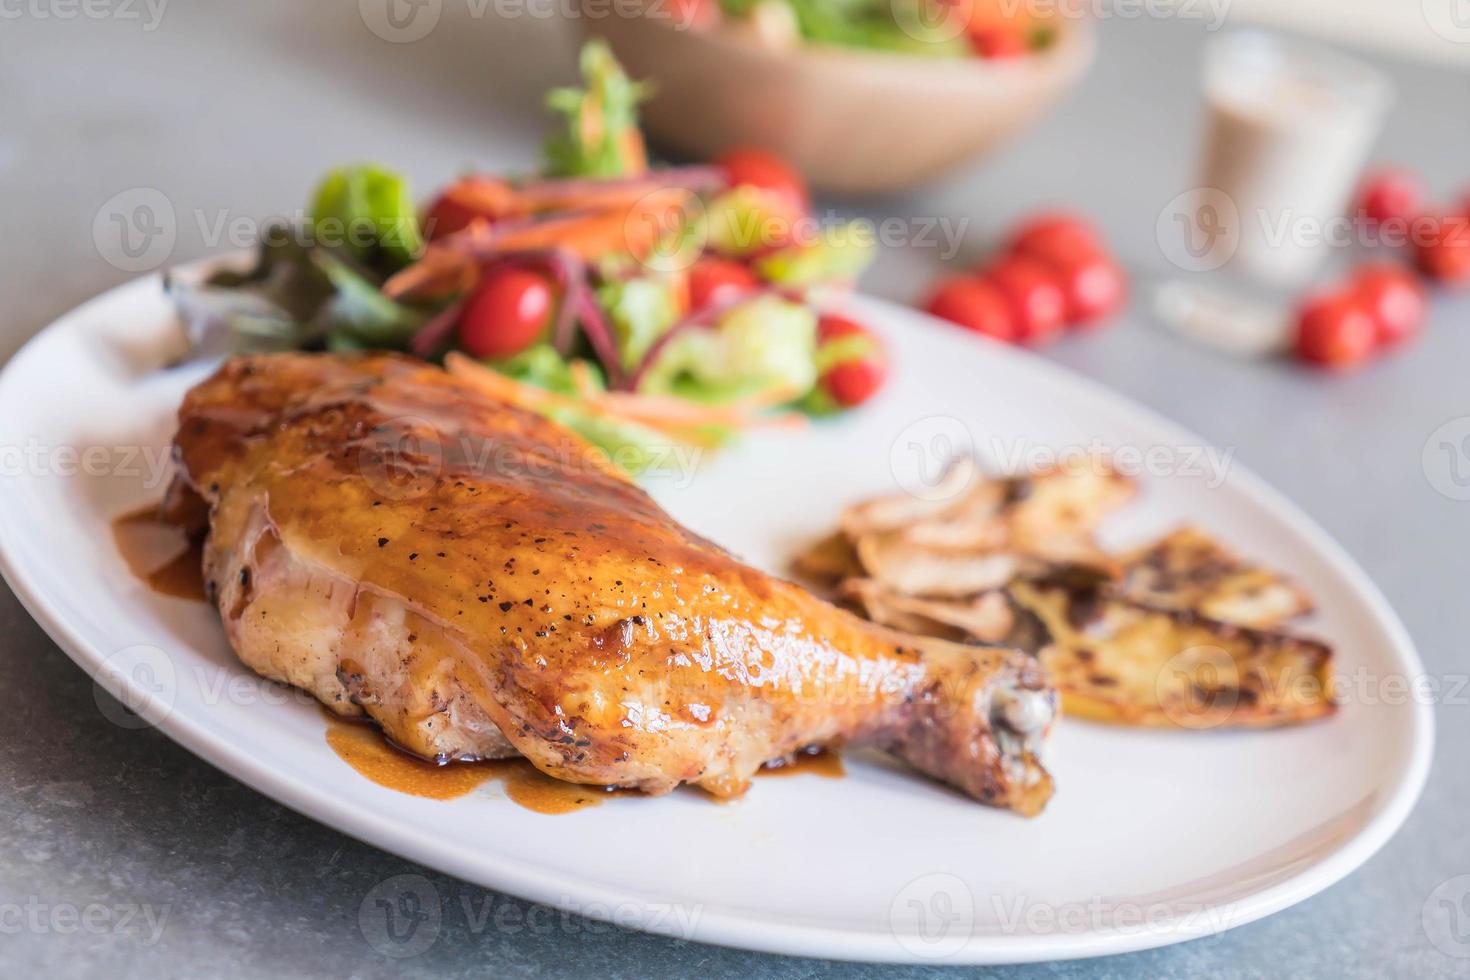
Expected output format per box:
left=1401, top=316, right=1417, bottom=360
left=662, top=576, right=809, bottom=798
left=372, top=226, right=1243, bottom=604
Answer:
left=984, top=256, right=1067, bottom=345
left=687, top=257, right=758, bottom=313
left=1011, top=235, right=1126, bottom=326
left=1350, top=263, right=1426, bottom=347
left=815, top=314, right=886, bottom=408
left=1007, top=212, right=1101, bottom=258
left=1292, top=293, right=1377, bottom=371
left=1413, top=213, right=1470, bottom=284
left=715, top=147, right=810, bottom=213
left=457, top=268, right=555, bottom=360
left=923, top=276, right=1016, bottom=343
left=1354, top=167, right=1425, bottom=227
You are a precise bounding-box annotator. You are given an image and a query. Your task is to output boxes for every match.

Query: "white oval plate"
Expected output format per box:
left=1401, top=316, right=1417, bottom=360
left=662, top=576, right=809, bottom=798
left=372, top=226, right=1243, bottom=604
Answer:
left=0, top=269, right=1431, bottom=965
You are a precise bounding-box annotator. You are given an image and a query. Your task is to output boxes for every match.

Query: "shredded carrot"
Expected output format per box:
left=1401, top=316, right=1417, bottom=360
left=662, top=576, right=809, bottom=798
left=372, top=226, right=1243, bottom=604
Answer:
left=567, top=360, right=603, bottom=400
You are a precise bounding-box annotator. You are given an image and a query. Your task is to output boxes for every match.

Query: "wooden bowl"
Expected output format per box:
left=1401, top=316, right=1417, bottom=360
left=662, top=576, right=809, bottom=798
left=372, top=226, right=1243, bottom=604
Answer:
left=578, top=10, right=1096, bottom=195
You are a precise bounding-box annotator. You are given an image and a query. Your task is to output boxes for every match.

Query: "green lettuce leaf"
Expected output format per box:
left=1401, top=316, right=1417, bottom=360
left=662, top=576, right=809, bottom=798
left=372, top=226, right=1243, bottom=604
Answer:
left=308, top=164, right=424, bottom=269
left=641, top=295, right=818, bottom=399
left=543, top=40, right=651, bottom=179
left=597, top=276, right=681, bottom=372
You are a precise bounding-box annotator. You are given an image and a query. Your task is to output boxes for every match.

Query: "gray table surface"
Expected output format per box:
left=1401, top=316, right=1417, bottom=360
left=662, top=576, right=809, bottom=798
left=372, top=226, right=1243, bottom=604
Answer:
left=2, top=3, right=1466, bottom=977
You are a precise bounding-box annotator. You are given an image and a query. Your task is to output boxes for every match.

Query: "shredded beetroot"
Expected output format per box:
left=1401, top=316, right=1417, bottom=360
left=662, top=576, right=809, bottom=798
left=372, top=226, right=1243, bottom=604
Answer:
left=408, top=300, right=465, bottom=358
left=572, top=284, right=626, bottom=389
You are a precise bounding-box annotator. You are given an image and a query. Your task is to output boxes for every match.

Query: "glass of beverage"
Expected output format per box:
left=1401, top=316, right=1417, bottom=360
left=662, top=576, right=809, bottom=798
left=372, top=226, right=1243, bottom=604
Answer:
left=1155, top=31, right=1393, bottom=356
left=1197, top=29, right=1393, bottom=285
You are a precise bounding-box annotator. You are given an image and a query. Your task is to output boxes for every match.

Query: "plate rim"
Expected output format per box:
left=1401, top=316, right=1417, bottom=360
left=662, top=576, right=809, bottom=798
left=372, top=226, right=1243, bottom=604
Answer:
left=0, top=268, right=1435, bottom=965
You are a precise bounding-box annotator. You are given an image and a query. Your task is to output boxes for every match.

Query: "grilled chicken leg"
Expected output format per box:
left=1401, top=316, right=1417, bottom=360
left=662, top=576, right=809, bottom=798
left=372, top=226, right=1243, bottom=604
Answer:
left=172, top=353, right=1056, bottom=814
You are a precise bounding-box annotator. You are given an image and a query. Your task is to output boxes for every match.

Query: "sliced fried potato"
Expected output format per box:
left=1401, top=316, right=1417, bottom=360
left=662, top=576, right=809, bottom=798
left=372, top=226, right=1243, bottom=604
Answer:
left=1120, top=526, right=1313, bottom=629
left=1006, top=462, right=1137, bottom=547
left=791, top=531, right=863, bottom=586
left=1008, top=582, right=1335, bottom=729
left=854, top=531, right=1021, bottom=598
left=838, top=456, right=980, bottom=538
left=841, top=579, right=1019, bottom=645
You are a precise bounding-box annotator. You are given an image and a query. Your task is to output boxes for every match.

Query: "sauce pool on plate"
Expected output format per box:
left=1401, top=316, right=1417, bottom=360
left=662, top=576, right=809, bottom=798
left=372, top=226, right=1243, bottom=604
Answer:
left=321, top=710, right=637, bottom=813
left=322, top=710, right=846, bottom=809
left=756, top=748, right=845, bottom=779
left=111, top=504, right=206, bottom=601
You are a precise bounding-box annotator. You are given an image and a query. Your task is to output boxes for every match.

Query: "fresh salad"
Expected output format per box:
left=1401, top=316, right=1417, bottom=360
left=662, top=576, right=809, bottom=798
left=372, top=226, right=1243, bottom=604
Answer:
left=706, top=0, right=1059, bottom=59
left=167, top=41, right=888, bottom=472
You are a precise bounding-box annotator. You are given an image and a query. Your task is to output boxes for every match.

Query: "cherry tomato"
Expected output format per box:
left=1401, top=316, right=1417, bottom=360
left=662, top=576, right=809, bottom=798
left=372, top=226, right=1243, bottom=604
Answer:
left=969, top=25, right=1028, bottom=59
left=823, top=358, right=887, bottom=408
left=715, top=147, right=809, bottom=213
left=1413, top=212, right=1470, bottom=284
left=688, top=257, right=758, bottom=312
left=923, top=276, right=1016, bottom=343
left=421, top=177, right=514, bottom=241
left=816, top=315, right=886, bottom=408
left=458, top=267, right=554, bottom=360
left=1292, top=293, right=1377, bottom=370
left=985, top=256, right=1067, bottom=345
left=1350, top=263, right=1426, bottom=347
left=423, top=194, right=481, bottom=242
left=1012, top=235, right=1126, bottom=326
left=1008, top=212, right=1101, bottom=258
left=1354, top=167, right=1424, bottom=227
left=816, top=313, right=869, bottom=344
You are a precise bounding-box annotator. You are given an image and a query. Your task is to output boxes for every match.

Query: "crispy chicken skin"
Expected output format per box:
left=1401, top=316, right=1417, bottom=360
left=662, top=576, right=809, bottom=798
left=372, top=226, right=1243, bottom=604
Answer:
left=172, top=353, right=1056, bottom=813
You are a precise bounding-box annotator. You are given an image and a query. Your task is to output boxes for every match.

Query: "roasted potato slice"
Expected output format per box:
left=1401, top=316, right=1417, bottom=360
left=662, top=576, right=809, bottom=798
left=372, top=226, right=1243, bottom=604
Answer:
left=854, top=531, right=1022, bottom=598
left=842, top=578, right=1018, bottom=644
left=795, top=459, right=1130, bottom=593
left=838, top=456, right=981, bottom=538
left=1120, top=526, right=1313, bottom=629
left=1005, top=462, right=1137, bottom=547
left=1009, top=582, right=1335, bottom=729
left=791, top=531, right=863, bottom=586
